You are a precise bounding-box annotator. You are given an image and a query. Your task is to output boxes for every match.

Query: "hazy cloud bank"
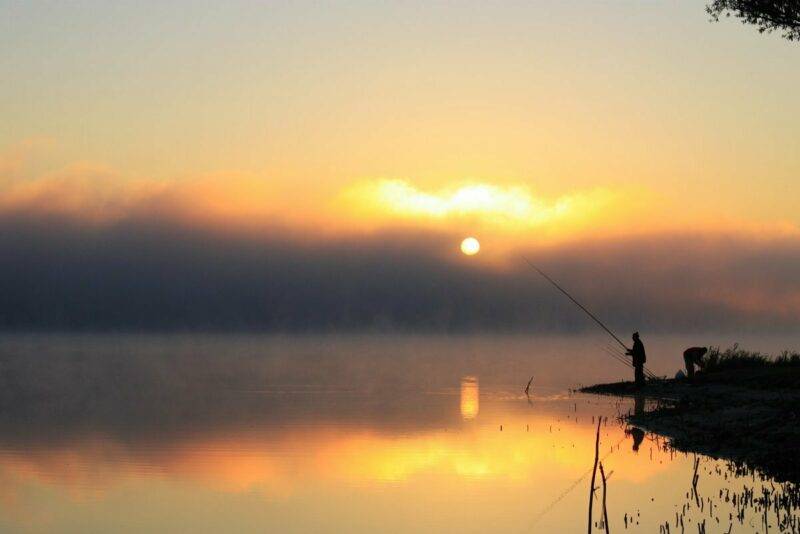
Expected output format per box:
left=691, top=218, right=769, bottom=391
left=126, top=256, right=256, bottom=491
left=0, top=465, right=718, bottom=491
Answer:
left=1, top=210, right=798, bottom=333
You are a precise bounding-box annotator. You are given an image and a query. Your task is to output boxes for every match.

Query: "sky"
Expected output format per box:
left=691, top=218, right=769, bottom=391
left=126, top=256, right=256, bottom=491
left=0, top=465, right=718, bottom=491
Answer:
left=1, top=1, right=799, bottom=331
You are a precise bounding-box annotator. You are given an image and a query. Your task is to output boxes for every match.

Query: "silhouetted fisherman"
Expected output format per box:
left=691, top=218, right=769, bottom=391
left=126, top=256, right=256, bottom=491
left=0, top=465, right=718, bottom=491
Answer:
left=625, top=332, right=646, bottom=387
left=683, top=346, right=708, bottom=380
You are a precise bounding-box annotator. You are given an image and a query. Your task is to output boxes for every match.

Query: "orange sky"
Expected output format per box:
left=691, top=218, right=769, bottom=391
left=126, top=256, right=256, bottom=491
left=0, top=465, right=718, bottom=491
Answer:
left=2, top=142, right=798, bottom=263
left=2, top=2, right=799, bottom=258
left=1, top=2, right=799, bottom=332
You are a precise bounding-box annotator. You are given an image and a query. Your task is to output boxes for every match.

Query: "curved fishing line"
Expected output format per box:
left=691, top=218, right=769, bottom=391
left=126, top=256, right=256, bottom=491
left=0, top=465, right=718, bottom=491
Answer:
left=602, top=345, right=658, bottom=378
left=603, top=344, right=658, bottom=379
left=605, top=345, right=658, bottom=379
left=598, top=343, right=633, bottom=367
left=600, top=346, right=634, bottom=370
left=524, top=433, right=628, bottom=532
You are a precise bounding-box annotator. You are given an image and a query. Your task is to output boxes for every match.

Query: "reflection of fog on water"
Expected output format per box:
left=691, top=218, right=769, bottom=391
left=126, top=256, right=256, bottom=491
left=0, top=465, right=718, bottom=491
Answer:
left=459, top=376, right=479, bottom=420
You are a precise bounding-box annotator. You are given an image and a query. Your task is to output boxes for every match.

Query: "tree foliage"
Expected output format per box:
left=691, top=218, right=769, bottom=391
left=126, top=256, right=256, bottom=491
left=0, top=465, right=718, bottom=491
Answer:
left=707, top=0, right=800, bottom=40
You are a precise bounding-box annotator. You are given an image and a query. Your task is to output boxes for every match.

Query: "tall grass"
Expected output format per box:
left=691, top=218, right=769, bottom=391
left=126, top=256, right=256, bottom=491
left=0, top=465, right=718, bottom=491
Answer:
left=702, top=343, right=800, bottom=373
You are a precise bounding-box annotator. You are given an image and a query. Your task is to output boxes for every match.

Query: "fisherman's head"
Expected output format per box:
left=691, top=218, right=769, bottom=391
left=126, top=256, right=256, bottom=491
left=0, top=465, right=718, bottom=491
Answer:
left=632, top=331, right=640, bottom=341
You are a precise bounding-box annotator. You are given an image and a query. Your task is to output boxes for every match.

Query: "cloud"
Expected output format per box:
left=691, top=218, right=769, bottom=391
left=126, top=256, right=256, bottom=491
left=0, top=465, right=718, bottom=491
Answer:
left=0, top=205, right=799, bottom=332
left=343, top=179, right=617, bottom=224
left=0, top=166, right=637, bottom=245
left=1, top=149, right=798, bottom=333
left=0, top=144, right=316, bottom=234
left=338, top=179, right=643, bottom=245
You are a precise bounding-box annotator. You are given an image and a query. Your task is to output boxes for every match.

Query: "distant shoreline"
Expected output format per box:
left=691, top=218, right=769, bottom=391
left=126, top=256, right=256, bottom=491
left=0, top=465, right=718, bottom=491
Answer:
left=581, top=367, right=800, bottom=484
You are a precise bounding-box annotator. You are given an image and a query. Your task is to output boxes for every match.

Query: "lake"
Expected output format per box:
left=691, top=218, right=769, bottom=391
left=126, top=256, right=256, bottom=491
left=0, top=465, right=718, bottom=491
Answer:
left=0, top=333, right=797, bottom=533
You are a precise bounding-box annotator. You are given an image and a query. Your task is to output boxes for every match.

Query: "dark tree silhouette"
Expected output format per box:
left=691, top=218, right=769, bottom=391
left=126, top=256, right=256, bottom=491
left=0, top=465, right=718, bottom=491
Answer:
left=707, top=0, right=800, bottom=40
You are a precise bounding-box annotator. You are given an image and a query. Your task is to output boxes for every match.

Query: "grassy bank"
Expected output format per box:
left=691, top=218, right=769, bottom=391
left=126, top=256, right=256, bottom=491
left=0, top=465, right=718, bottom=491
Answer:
left=581, top=346, right=800, bottom=483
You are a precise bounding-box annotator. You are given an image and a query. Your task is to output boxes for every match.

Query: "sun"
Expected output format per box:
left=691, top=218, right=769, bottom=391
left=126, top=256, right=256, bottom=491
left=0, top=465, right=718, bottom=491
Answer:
left=460, top=237, right=480, bottom=256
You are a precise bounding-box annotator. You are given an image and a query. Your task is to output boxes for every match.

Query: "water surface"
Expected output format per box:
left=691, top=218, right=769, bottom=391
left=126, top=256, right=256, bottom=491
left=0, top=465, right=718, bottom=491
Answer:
left=0, top=333, right=797, bottom=533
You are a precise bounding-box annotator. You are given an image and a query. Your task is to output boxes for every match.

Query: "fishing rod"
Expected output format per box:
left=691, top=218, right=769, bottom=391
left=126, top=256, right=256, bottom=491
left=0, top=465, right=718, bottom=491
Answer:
left=522, top=256, right=629, bottom=351
left=590, top=340, right=634, bottom=370
left=600, top=345, right=635, bottom=371
left=526, top=433, right=628, bottom=530
left=602, top=344, right=636, bottom=369
left=604, top=343, right=658, bottom=379
left=522, top=256, right=657, bottom=378
left=603, top=343, right=658, bottom=379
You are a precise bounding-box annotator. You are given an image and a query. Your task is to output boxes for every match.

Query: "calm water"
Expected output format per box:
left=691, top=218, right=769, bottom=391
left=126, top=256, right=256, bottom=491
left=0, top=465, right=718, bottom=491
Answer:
left=0, top=333, right=797, bottom=533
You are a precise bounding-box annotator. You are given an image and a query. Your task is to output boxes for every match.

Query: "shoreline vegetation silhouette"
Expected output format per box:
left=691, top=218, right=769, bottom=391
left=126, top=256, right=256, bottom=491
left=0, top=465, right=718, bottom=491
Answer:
left=582, top=345, right=800, bottom=483
left=707, top=0, right=800, bottom=41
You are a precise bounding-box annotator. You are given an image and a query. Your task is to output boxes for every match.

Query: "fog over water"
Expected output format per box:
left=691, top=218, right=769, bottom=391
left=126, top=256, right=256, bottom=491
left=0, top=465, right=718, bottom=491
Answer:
left=2, top=213, right=800, bottom=332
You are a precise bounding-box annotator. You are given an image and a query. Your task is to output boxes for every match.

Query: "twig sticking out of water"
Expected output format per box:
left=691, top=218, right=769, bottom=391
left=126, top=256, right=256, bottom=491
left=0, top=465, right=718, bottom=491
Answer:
left=600, top=461, right=610, bottom=534
left=588, top=417, right=601, bottom=534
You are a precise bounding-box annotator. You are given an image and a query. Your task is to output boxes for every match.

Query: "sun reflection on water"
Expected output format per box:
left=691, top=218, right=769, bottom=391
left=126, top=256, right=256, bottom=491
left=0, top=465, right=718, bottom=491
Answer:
left=459, top=376, right=479, bottom=421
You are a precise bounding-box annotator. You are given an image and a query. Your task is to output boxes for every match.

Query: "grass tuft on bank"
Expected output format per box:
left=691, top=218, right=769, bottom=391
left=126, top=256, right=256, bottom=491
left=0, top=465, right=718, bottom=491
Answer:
left=702, top=344, right=800, bottom=373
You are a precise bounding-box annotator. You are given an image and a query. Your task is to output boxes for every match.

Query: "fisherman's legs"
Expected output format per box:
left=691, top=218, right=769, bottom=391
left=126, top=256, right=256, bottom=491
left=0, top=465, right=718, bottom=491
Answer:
left=634, top=364, right=645, bottom=386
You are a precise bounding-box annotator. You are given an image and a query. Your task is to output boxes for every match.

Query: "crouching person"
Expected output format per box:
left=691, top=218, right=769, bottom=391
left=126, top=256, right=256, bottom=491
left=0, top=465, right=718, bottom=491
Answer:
left=683, top=346, right=708, bottom=380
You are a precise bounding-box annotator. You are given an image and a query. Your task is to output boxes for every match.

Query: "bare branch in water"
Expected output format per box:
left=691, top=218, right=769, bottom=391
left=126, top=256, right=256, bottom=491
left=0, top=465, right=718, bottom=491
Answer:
left=588, top=417, right=601, bottom=534
left=600, top=462, right=611, bottom=534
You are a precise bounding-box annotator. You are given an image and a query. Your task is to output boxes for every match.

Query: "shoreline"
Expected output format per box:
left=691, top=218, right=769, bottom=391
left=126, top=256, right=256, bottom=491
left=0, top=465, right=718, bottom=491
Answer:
left=580, top=368, right=800, bottom=484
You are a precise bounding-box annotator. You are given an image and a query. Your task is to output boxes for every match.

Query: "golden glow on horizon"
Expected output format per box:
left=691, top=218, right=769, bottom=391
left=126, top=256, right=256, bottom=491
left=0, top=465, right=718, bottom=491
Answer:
left=2, top=143, right=799, bottom=251
left=460, top=237, right=480, bottom=256
left=344, top=179, right=608, bottom=229
left=336, top=178, right=665, bottom=248
left=2, top=1, right=799, bottom=244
